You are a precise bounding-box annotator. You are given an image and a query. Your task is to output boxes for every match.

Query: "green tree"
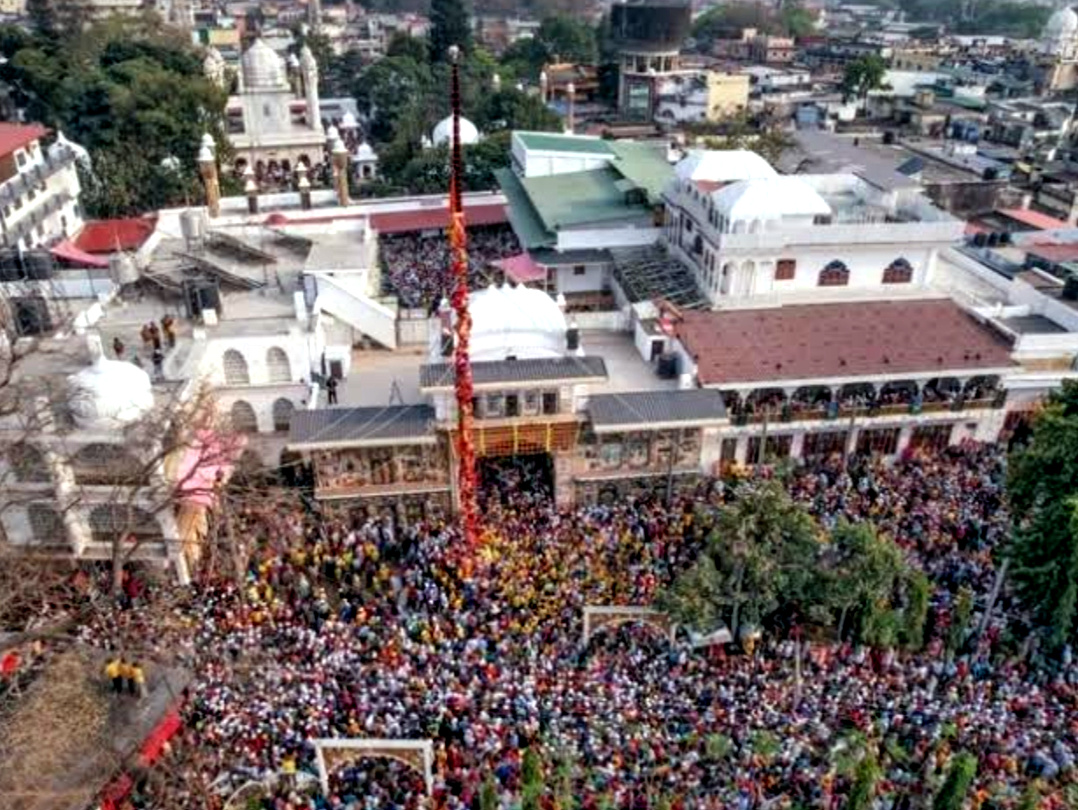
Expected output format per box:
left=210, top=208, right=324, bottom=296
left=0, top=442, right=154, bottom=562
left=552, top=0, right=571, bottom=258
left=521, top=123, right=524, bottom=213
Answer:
left=706, top=482, right=819, bottom=638
left=933, top=752, right=978, bottom=810
left=901, top=571, right=932, bottom=651
left=386, top=31, right=428, bottom=62
left=391, top=132, right=511, bottom=195
left=429, top=0, right=472, bottom=63
left=848, top=750, right=883, bottom=810
left=500, top=36, right=549, bottom=81
left=353, top=55, right=433, bottom=142
left=657, top=554, right=726, bottom=634
left=479, top=775, right=499, bottom=810
left=825, top=521, right=906, bottom=640
left=780, top=2, right=817, bottom=36
left=946, top=586, right=974, bottom=658
left=473, top=87, right=561, bottom=134
left=1008, top=380, right=1078, bottom=646
left=841, top=55, right=889, bottom=111
left=536, top=15, right=597, bottom=65
left=521, top=746, right=544, bottom=810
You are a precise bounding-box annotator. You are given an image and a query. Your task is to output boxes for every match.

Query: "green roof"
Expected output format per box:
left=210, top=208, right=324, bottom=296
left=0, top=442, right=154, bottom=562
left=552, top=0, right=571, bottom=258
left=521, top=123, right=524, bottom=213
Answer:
left=520, top=167, right=649, bottom=231
left=515, top=132, right=616, bottom=156
left=607, top=141, right=675, bottom=204
left=494, top=168, right=554, bottom=250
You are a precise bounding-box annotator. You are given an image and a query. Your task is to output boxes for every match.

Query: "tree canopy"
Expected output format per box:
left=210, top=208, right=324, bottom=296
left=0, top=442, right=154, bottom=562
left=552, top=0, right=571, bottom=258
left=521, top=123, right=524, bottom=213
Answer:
left=691, top=1, right=817, bottom=51
left=429, top=0, right=472, bottom=62
left=1008, top=380, right=1078, bottom=647
left=0, top=15, right=227, bottom=217
left=841, top=55, right=890, bottom=109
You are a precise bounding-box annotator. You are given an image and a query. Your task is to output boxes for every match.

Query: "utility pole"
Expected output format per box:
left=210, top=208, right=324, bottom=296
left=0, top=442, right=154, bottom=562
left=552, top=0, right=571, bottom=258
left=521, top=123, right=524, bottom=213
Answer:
left=975, top=557, right=1009, bottom=644
left=665, top=427, right=684, bottom=507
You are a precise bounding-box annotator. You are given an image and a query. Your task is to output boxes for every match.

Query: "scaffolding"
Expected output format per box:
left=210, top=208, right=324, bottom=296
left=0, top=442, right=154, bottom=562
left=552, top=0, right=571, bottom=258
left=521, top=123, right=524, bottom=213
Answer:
left=610, top=245, right=708, bottom=310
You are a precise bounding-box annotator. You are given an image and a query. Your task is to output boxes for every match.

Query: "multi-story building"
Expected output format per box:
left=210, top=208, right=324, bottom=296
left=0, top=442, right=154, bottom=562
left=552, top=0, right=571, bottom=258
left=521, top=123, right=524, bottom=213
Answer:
left=0, top=124, right=83, bottom=251
left=654, top=70, right=750, bottom=124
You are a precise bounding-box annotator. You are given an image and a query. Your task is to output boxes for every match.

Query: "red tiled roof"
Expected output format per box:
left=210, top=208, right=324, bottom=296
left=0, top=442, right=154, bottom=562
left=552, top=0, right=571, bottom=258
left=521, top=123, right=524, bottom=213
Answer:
left=1026, top=243, right=1078, bottom=264
left=50, top=239, right=110, bottom=268
left=72, top=217, right=157, bottom=254
left=997, top=208, right=1068, bottom=231
left=676, top=299, right=1014, bottom=387
left=0, top=123, right=48, bottom=158
left=369, top=203, right=507, bottom=234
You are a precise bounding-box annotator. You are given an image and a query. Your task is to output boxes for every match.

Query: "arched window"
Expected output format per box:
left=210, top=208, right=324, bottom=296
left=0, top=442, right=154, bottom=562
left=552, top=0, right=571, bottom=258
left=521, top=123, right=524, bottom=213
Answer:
left=72, top=444, right=146, bottom=486
left=8, top=443, right=50, bottom=483
left=266, top=347, right=292, bottom=383
left=230, top=400, right=259, bottom=434
left=818, top=260, right=850, bottom=287
left=28, top=503, right=65, bottom=546
left=89, top=504, right=162, bottom=545
left=882, top=258, right=914, bottom=284
left=223, top=349, right=250, bottom=386
left=272, top=398, right=295, bottom=433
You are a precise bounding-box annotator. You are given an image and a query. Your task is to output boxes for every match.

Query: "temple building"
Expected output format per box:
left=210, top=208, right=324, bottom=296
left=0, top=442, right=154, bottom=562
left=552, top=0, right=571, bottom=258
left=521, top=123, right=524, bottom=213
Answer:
left=223, top=39, right=326, bottom=176
left=1039, top=7, right=1078, bottom=92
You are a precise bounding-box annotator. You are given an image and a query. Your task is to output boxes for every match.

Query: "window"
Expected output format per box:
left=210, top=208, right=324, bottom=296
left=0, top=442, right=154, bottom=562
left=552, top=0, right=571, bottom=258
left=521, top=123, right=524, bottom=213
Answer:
left=775, top=259, right=797, bottom=281
left=15, top=151, right=25, bottom=168
left=266, top=347, right=292, bottom=383
left=89, top=504, right=162, bottom=545
left=506, top=393, right=520, bottom=417
left=522, top=391, right=540, bottom=416
left=28, top=503, right=65, bottom=546
left=230, top=400, right=259, bottom=433
left=272, top=398, right=295, bottom=433
left=573, top=265, right=586, bottom=276
left=72, top=444, right=146, bottom=486
left=818, top=260, right=850, bottom=287
left=882, top=258, right=913, bottom=284
left=222, top=349, right=250, bottom=385
left=542, top=392, right=558, bottom=415
left=8, top=443, right=49, bottom=483
left=485, top=393, right=505, bottom=418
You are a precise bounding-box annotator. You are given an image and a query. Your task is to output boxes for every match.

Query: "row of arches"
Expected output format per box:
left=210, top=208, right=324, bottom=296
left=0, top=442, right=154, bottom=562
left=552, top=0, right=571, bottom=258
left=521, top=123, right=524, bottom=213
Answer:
left=229, top=397, right=296, bottom=434
left=27, top=503, right=164, bottom=547
left=9, top=443, right=148, bottom=487
left=222, top=347, right=293, bottom=387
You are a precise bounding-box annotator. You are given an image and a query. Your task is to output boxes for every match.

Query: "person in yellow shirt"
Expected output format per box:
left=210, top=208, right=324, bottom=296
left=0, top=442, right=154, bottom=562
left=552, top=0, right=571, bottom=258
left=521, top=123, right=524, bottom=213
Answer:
left=105, top=657, right=124, bottom=694
left=129, top=661, right=147, bottom=698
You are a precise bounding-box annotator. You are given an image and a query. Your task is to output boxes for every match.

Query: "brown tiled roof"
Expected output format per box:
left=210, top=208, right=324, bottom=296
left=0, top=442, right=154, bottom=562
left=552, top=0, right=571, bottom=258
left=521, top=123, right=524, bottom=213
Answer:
left=676, top=299, right=1014, bottom=387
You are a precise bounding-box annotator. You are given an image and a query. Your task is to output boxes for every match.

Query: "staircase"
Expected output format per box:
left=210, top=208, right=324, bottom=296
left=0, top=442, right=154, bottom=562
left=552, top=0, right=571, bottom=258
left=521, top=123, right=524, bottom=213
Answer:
left=312, top=273, right=398, bottom=350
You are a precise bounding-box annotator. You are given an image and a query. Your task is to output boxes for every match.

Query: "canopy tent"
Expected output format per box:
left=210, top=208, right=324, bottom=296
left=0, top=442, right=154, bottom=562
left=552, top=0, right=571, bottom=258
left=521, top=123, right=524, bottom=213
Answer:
left=493, top=253, right=546, bottom=284
left=50, top=239, right=110, bottom=268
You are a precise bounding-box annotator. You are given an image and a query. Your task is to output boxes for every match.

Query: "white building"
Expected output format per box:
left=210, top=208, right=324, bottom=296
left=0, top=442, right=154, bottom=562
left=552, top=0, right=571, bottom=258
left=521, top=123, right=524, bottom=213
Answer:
left=0, top=124, right=84, bottom=251
left=225, top=39, right=326, bottom=173
left=662, top=150, right=965, bottom=308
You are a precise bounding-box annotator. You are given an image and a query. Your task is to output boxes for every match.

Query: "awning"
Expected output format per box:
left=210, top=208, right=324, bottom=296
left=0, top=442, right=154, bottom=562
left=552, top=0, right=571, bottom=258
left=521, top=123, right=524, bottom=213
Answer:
left=176, top=431, right=246, bottom=507
left=50, top=239, right=110, bottom=268
left=494, top=252, right=546, bottom=284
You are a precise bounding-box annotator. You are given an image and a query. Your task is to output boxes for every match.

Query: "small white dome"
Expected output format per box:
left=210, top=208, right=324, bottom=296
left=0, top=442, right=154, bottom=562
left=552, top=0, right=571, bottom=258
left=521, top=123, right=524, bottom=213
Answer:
left=1046, top=7, right=1078, bottom=38
left=68, top=347, right=155, bottom=430
left=51, top=131, right=90, bottom=168
left=241, top=39, right=288, bottom=91
left=713, top=176, right=831, bottom=223
left=432, top=115, right=479, bottom=147
left=675, top=149, right=777, bottom=184
left=340, top=111, right=358, bottom=129
left=354, top=141, right=376, bottom=160
left=468, top=286, right=567, bottom=362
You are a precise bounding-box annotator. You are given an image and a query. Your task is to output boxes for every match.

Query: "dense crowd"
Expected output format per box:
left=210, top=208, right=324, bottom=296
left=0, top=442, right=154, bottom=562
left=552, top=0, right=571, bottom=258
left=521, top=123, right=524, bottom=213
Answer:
left=78, top=445, right=1077, bottom=810
left=381, top=227, right=522, bottom=309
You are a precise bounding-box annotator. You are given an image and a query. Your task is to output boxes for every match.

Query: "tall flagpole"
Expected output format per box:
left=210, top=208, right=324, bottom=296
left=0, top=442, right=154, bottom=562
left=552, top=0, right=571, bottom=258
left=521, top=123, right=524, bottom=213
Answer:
left=447, top=44, right=480, bottom=549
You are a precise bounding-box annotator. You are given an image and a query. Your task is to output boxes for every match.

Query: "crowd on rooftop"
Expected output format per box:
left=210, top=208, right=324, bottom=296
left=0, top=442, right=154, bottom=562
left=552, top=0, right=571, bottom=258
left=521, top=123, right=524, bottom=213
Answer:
left=65, top=443, right=1078, bottom=810
left=380, top=226, right=522, bottom=309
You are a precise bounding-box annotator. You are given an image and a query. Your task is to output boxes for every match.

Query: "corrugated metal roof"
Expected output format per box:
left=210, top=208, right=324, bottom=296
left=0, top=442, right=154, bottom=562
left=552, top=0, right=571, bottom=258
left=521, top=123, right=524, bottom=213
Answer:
left=495, top=168, right=554, bottom=250
left=608, top=140, right=675, bottom=204
left=520, top=168, right=649, bottom=231
left=588, top=390, right=727, bottom=431
left=420, top=356, right=608, bottom=389
left=288, top=405, right=436, bottom=448
left=516, top=132, right=615, bottom=155
left=677, top=299, right=1014, bottom=386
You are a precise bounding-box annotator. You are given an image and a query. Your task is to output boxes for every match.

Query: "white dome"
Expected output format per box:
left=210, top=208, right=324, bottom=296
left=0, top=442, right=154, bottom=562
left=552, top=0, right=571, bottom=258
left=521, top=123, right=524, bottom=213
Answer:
left=675, top=149, right=777, bottom=184
left=432, top=115, right=480, bottom=147
left=68, top=350, right=154, bottom=431
left=340, top=111, right=358, bottom=130
left=1046, top=7, right=1078, bottom=37
left=713, top=176, right=831, bottom=223
left=51, top=130, right=90, bottom=168
left=354, top=141, right=376, bottom=160
left=468, top=285, right=567, bottom=362
left=241, top=39, right=288, bottom=91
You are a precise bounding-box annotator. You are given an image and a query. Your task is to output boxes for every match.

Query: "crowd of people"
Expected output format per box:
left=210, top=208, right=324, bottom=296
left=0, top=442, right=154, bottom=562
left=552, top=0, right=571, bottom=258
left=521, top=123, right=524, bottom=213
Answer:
left=381, top=227, right=522, bottom=309
left=67, top=443, right=1078, bottom=810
